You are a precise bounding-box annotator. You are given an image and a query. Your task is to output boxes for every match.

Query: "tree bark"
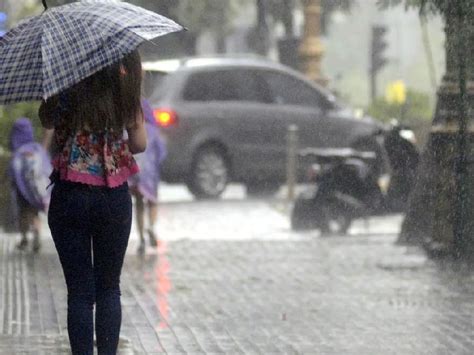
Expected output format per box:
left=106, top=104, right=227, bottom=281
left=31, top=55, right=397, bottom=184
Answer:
left=398, top=2, right=474, bottom=259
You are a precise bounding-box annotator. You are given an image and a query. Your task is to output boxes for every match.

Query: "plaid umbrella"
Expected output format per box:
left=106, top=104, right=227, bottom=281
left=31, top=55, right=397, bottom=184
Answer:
left=0, top=0, right=184, bottom=104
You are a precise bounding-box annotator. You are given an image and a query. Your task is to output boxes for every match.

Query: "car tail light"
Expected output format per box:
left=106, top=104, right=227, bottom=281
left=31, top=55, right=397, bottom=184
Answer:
left=153, top=108, right=178, bottom=127
left=307, top=164, right=321, bottom=181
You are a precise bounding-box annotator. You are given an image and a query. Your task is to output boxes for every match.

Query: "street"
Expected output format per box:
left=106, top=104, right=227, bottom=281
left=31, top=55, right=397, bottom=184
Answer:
left=1, top=184, right=474, bottom=354
left=1, top=0, right=473, bottom=353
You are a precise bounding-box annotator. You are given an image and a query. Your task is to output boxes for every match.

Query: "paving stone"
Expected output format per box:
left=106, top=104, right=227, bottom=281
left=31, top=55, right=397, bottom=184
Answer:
left=2, top=196, right=474, bottom=354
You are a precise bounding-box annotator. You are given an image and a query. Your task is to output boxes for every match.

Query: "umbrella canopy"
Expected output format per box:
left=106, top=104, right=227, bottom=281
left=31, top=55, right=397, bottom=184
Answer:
left=0, top=0, right=183, bottom=104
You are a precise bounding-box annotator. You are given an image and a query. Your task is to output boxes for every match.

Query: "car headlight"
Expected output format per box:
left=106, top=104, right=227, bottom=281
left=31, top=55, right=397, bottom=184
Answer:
left=354, top=108, right=364, bottom=119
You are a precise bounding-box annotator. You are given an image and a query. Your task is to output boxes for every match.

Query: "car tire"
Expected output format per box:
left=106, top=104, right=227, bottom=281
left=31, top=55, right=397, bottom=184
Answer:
left=291, top=194, right=352, bottom=234
left=187, top=145, right=229, bottom=199
left=291, top=195, right=319, bottom=231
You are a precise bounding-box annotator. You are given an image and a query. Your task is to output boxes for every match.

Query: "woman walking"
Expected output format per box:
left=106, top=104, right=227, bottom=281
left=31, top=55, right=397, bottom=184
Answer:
left=39, top=50, right=146, bottom=354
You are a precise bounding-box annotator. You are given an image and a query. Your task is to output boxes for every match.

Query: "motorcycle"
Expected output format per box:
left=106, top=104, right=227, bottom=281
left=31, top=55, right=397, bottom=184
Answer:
left=290, top=122, right=420, bottom=234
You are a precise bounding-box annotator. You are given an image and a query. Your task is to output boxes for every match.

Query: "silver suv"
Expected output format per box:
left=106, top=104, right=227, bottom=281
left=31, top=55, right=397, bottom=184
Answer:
left=143, top=57, right=381, bottom=199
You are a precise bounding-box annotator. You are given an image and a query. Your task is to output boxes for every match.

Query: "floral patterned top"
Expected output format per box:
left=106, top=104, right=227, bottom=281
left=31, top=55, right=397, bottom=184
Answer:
left=52, top=122, right=139, bottom=188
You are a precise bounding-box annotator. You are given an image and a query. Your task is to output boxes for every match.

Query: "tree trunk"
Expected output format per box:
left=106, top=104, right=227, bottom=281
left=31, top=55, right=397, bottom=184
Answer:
left=398, top=3, right=474, bottom=259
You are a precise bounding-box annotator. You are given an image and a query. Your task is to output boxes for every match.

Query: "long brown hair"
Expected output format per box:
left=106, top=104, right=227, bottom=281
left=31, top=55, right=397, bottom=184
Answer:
left=41, top=50, right=143, bottom=133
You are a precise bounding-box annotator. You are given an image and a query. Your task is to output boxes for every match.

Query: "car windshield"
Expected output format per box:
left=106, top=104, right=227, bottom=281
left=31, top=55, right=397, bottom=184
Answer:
left=143, top=71, right=168, bottom=101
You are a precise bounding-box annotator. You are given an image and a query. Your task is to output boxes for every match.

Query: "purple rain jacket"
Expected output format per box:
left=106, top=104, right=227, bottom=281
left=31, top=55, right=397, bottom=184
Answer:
left=9, top=118, right=52, bottom=211
left=128, top=100, right=167, bottom=203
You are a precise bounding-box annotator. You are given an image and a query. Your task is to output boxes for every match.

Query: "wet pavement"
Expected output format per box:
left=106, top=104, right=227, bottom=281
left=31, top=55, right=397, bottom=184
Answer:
left=1, top=185, right=474, bottom=354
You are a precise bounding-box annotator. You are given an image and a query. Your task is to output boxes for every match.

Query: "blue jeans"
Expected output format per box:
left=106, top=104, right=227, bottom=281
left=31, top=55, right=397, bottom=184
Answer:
left=48, top=180, right=132, bottom=355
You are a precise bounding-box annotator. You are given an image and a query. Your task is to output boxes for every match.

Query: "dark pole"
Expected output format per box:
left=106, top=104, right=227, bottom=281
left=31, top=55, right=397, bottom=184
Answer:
left=453, top=0, right=468, bottom=258
left=370, top=69, right=376, bottom=102
left=257, top=0, right=267, bottom=29
left=369, top=26, right=388, bottom=103
left=282, top=0, right=294, bottom=37
left=42, top=0, right=48, bottom=10
left=255, top=0, right=269, bottom=55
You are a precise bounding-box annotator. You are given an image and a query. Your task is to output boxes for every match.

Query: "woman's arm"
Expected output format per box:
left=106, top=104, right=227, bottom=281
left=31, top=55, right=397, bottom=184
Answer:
left=127, top=112, right=147, bottom=154
left=42, top=128, right=54, bottom=150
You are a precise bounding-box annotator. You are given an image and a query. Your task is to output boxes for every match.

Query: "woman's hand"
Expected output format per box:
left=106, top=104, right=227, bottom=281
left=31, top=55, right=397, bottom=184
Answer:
left=127, top=112, right=147, bottom=154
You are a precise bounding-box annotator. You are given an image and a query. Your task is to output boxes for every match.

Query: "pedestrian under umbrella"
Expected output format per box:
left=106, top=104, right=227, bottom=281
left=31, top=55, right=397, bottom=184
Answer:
left=0, top=0, right=183, bottom=104
left=1, top=1, right=184, bottom=354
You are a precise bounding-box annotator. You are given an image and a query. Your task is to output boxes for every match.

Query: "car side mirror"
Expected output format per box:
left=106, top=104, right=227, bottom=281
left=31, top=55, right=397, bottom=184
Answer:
left=321, top=101, right=335, bottom=113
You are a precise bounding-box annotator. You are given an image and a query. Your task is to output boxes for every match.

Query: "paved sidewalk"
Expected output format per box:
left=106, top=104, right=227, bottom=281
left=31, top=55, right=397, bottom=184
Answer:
left=1, top=208, right=474, bottom=353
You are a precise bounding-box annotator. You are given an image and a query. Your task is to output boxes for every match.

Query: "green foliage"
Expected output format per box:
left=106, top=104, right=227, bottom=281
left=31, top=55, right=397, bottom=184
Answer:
left=128, top=0, right=174, bottom=16
left=172, top=0, right=242, bottom=34
left=266, top=0, right=297, bottom=19
left=377, top=0, right=474, bottom=16
left=321, top=0, right=355, bottom=15
left=128, top=0, right=243, bottom=35
left=367, top=90, right=433, bottom=124
left=15, top=1, right=42, bottom=19
left=0, top=103, right=41, bottom=151
left=267, top=0, right=354, bottom=33
left=377, top=0, right=438, bottom=11
left=42, top=0, right=242, bottom=34
left=40, top=0, right=75, bottom=8
left=267, top=0, right=353, bottom=15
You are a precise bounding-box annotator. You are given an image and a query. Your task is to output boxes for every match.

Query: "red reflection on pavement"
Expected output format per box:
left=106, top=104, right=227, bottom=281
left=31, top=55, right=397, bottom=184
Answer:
left=155, top=240, right=171, bottom=329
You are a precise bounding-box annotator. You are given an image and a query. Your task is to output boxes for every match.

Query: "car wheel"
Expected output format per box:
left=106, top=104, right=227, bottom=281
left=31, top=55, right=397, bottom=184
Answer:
left=246, top=182, right=280, bottom=197
left=291, top=197, right=351, bottom=234
left=291, top=196, right=318, bottom=231
left=187, top=145, right=229, bottom=199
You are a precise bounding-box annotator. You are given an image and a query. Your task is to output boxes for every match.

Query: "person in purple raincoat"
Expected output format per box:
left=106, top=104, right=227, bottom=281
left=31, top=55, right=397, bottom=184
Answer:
left=129, top=99, right=167, bottom=254
left=9, top=118, right=52, bottom=252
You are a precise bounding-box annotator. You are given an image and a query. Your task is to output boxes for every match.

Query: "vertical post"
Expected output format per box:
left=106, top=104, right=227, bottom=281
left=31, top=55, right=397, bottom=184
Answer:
left=287, top=125, right=299, bottom=203
left=282, top=0, right=295, bottom=37
left=370, top=69, right=376, bottom=102
left=453, top=0, right=469, bottom=258
left=369, top=25, right=388, bottom=102
left=255, top=0, right=269, bottom=56
left=298, top=0, right=327, bottom=86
